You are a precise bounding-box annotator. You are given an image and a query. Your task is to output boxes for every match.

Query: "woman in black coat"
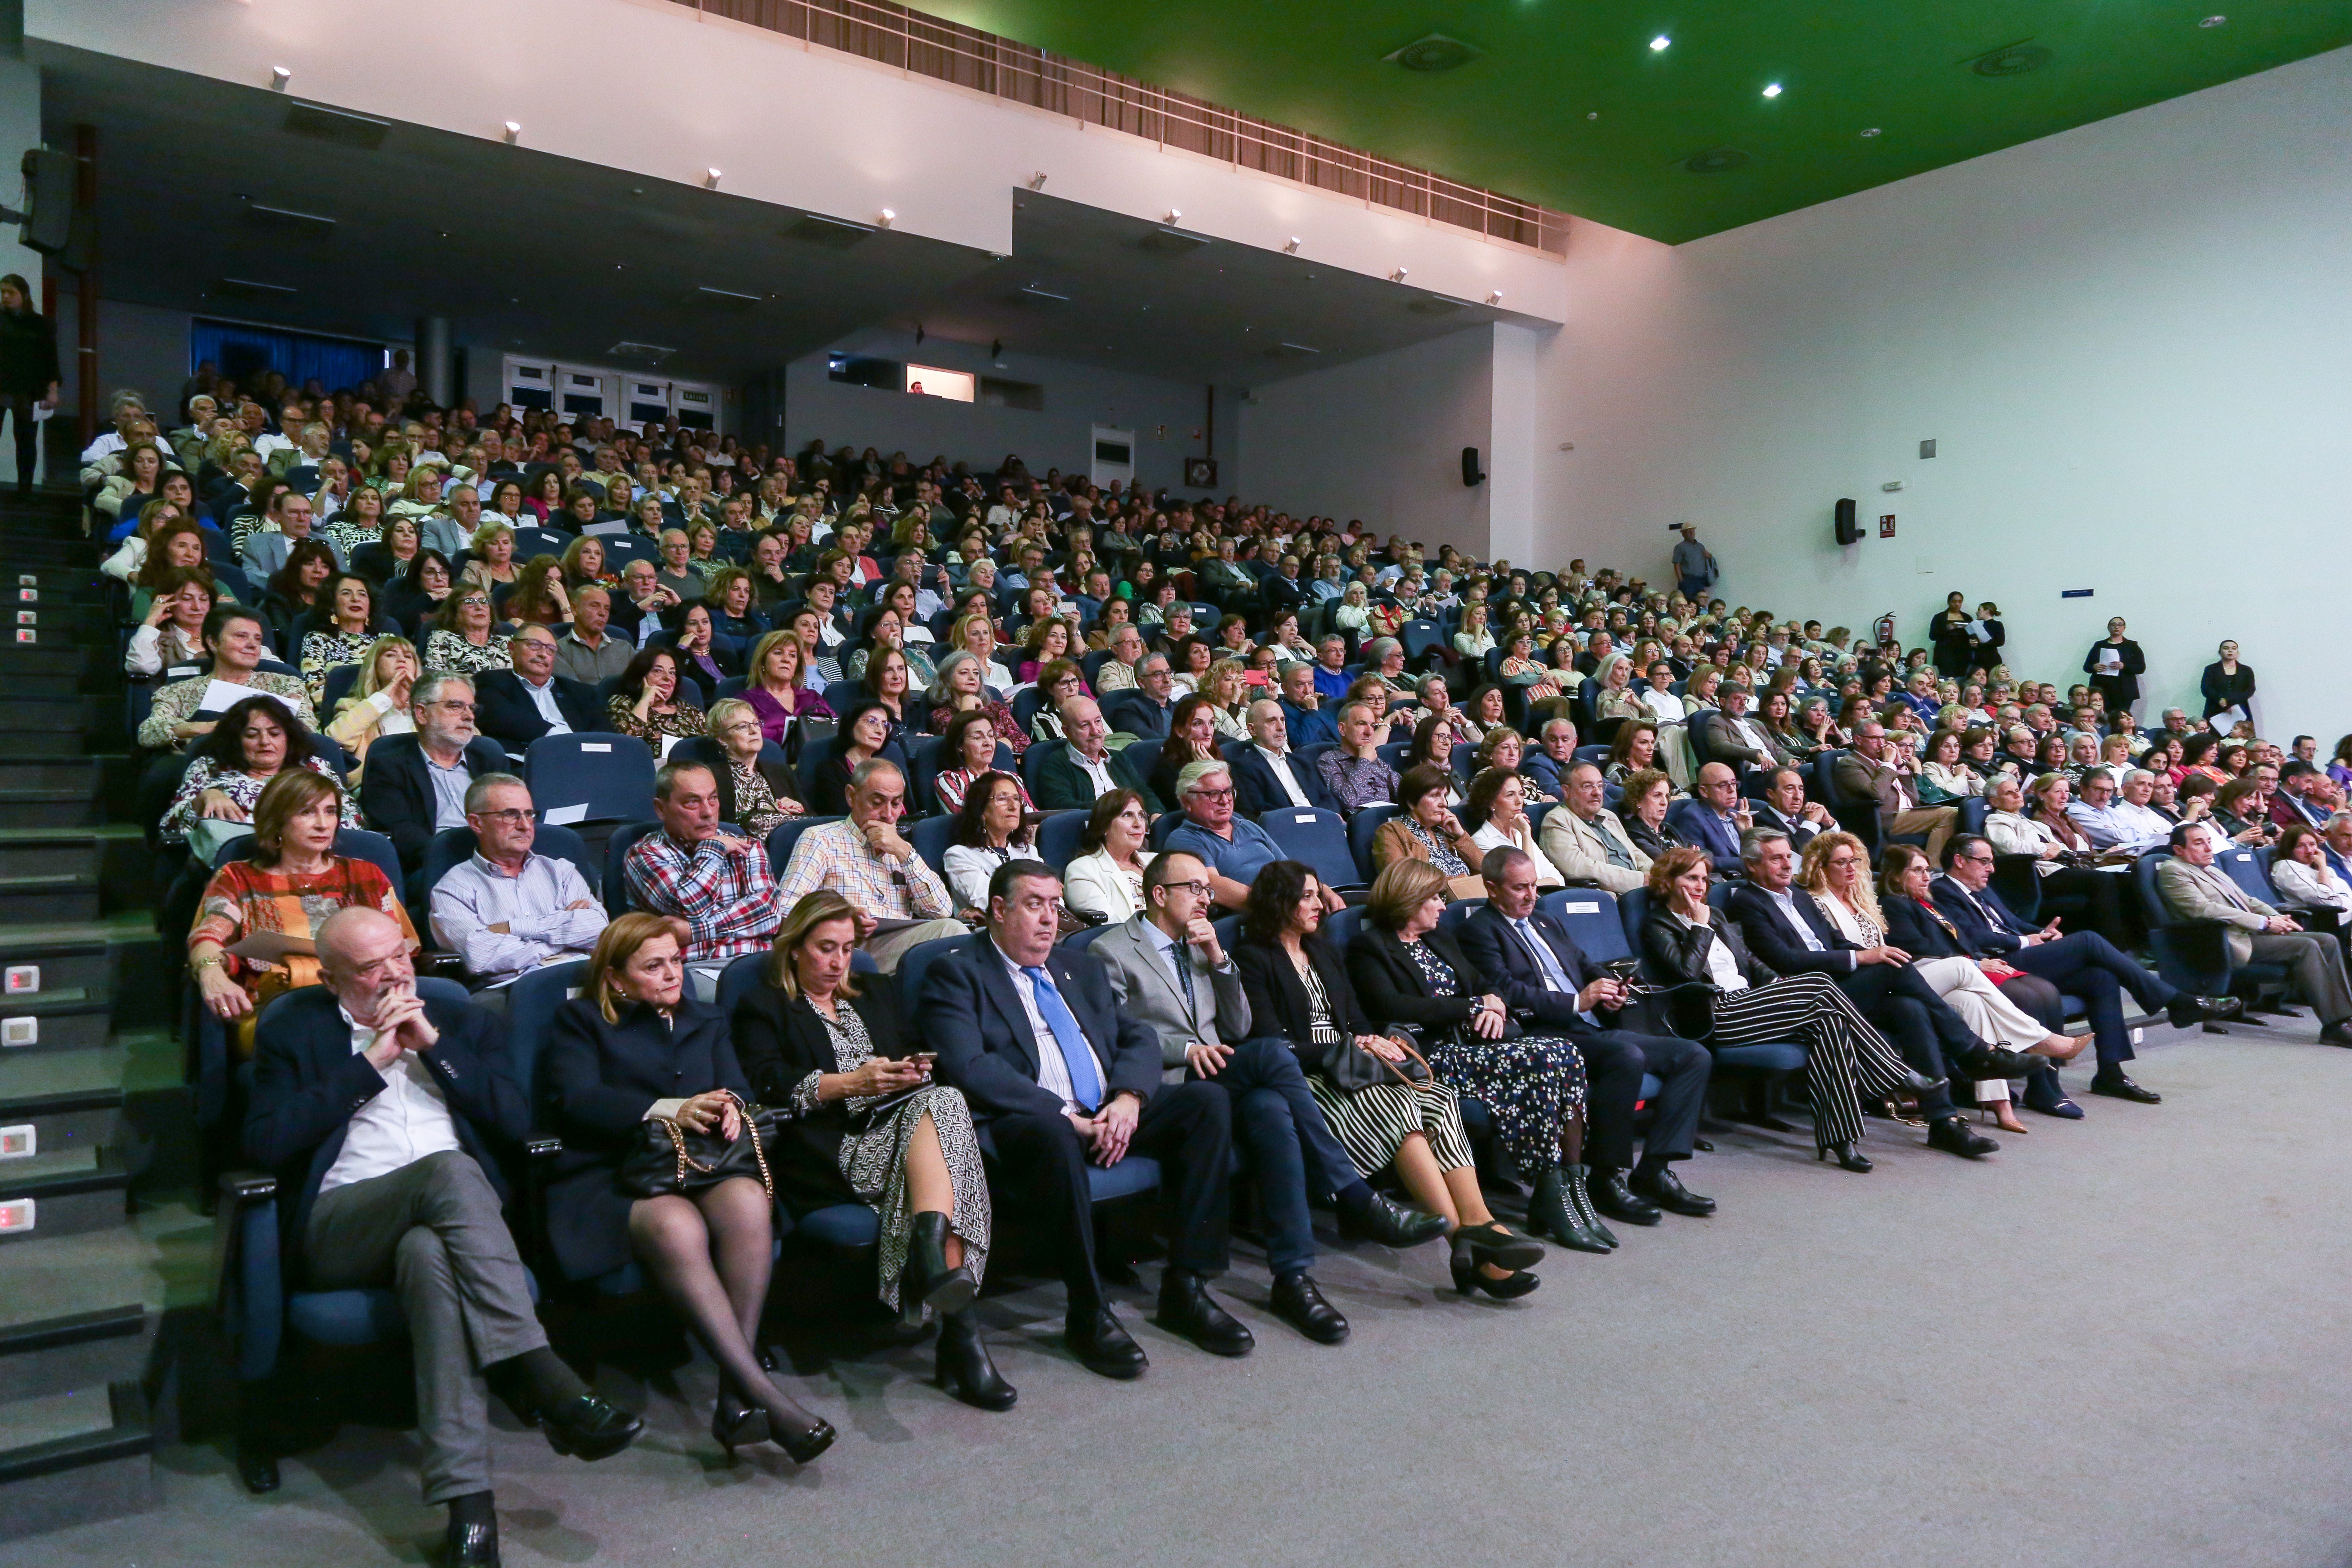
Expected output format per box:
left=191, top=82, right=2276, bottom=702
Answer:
left=0, top=273, right=58, bottom=499
left=2082, top=616, right=2147, bottom=718
left=1966, top=601, right=2006, bottom=678
left=1344, top=859, right=1604, bottom=1256
left=731, top=891, right=1009, bottom=1412
left=1929, top=592, right=1974, bottom=680
left=1639, top=846, right=1933, bottom=1173
left=2200, top=638, right=2257, bottom=727
left=1236, top=859, right=1539, bottom=1297
left=542, top=913, right=835, bottom=1463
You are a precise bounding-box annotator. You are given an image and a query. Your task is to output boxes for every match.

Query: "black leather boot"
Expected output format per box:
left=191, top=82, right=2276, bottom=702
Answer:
left=900, top=1210, right=978, bottom=1327
left=935, top=1311, right=1017, bottom=1411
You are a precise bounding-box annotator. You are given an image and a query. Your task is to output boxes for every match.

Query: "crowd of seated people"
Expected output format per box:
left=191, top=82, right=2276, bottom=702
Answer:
left=85, top=364, right=2352, bottom=1561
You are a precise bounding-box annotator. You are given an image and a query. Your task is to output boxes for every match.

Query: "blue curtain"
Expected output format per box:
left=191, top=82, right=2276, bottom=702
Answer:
left=191, top=318, right=385, bottom=397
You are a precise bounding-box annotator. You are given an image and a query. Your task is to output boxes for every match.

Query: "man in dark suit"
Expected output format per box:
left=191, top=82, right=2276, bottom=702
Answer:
left=920, top=860, right=1246, bottom=1378
left=1232, top=698, right=1344, bottom=817
left=1032, top=696, right=1163, bottom=813
left=1458, top=846, right=1715, bottom=1223
left=473, top=627, right=604, bottom=756
left=1726, top=827, right=2010, bottom=1158
left=1750, top=766, right=1832, bottom=851
left=1690, top=684, right=1779, bottom=772
left=1669, top=763, right=1751, bottom=879
left=242, top=907, right=639, bottom=1562
left=1932, top=833, right=2236, bottom=1104
left=1277, top=662, right=1339, bottom=750
left=360, top=674, right=512, bottom=879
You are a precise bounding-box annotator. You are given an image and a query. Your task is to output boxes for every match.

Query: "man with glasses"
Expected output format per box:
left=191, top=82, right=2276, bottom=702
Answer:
left=360, top=675, right=510, bottom=883
left=1091, top=853, right=1446, bottom=1346
left=1165, top=760, right=1328, bottom=913
left=769, top=756, right=965, bottom=972
left=475, top=625, right=603, bottom=756
left=428, top=774, right=607, bottom=1006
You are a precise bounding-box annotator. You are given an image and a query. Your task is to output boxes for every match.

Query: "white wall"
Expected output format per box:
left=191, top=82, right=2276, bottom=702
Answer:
left=1236, top=325, right=1501, bottom=557
left=1541, top=46, right=2352, bottom=739
left=783, top=329, right=1206, bottom=493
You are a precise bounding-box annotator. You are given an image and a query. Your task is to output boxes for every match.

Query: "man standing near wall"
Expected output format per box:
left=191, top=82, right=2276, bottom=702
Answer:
left=1672, top=524, right=1718, bottom=600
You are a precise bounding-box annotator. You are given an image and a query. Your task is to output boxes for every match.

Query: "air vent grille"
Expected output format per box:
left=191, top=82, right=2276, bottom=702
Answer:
left=1384, top=34, right=1482, bottom=73
left=783, top=213, right=875, bottom=248
left=282, top=101, right=390, bottom=150
left=1138, top=227, right=1210, bottom=258
left=1971, top=43, right=2052, bottom=77
left=607, top=341, right=677, bottom=364
left=1681, top=147, right=1752, bottom=175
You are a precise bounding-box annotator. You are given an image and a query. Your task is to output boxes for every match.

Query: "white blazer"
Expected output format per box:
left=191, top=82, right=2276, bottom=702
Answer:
left=1063, top=847, right=1155, bottom=923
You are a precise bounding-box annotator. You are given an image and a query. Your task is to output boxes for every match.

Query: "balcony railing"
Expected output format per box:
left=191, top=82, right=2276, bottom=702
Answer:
left=676, top=0, right=1569, bottom=256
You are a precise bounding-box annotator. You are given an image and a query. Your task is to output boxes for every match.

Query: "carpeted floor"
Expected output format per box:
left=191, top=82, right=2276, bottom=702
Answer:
left=17, top=1014, right=2352, bottom=1568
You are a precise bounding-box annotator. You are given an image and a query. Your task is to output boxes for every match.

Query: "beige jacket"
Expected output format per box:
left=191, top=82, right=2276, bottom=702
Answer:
left=1538, top=805, right=1651, bottom=894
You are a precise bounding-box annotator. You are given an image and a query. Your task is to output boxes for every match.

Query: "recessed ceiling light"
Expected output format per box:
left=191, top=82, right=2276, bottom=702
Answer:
left=2199, top=13, right=2227, bottom=25
left=1859, top=126, right=1882, bottom=137
left=1761, top=82, right=1783, bottom=98
left=1587, top=111, right=1599, bottom=120
left=1649, top=35, right=1670, bottom=51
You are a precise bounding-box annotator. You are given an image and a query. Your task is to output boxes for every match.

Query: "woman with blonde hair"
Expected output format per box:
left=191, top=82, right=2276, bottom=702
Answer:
left=705, top=698, right=803, bottom=837
left=542, top=914, right=837, bottom=1461
left=558, top=533, right=616, bottom=592
left=326, top=634, right=419, bottom=777
left=459, top=518, right=519, bottom=593
left=742, top=628, right=831, bottom=746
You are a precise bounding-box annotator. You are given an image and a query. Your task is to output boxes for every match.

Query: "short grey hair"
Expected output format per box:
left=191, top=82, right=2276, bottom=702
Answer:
left=463, top=772, right=527, bottom=814
left=1176, top=759, right=1232, bottom=798
left=413, top=674, right=473, bottom=712
left=848, top=756, right=904, bottom=793
left=1739, top=826, right=1791, bottom=866
left=1363, top=637, right=1401, bottom=665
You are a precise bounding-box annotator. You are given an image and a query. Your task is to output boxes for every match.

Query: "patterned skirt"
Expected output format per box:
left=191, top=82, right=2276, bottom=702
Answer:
left=1426, top=1032, right=1588, bottom=1182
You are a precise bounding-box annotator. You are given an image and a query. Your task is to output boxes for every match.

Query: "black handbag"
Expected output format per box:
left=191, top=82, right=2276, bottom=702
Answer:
left=1321, top=1024, right=1434, bottom=1093
left=618, top=1090, right=778, bottom=1199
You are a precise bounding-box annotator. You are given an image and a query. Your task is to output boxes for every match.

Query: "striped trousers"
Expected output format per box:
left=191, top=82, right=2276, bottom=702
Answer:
left=1707, top=973, right=1914, bottom=1148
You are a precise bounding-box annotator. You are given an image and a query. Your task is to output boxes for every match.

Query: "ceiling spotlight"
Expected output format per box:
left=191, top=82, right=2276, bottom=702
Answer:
left=878, top=208, right=895, bottom=227
left=1486, top=291, right=1504, bottom=306
left=1164, top=208, right=1182, bottom=224
left=2198, top=13, right=2227, bottom=24
left=704, top=167, right=722, bottom=188
left=1859, top=126, right=1882, bottom=138
left=502, top=120, right=522, bottom=144
left=1283, top=236, right=1302, bottom=254
left=270, top=66, right=291, bottom=90
left=1649, top=35, right=1670, bottom=51
left=1587, top=111, right=1599, bottom=120
left=1761, top=82, right=1783, bottom=98
left=1389, top=267, right=1409, bottom=283
left=1028, top=171, right=1047, bottom=189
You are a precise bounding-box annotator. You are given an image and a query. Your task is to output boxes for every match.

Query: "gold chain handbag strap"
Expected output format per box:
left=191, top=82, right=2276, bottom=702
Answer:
left=655, top=1090, right=775, bottom=1197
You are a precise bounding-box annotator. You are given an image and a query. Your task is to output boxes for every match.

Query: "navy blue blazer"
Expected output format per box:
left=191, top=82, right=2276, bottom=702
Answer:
left=1231, top=744, right=1343, bottom=818
left=1724, top=882, right=1862, bottom=977
left=358, top=732, right=512, bottom=869
left=473, top=668, right=605, bottom=753
left=1881, top=894, right=1972, bottom=961
left=1455, top=903, right=1607, bottom=1034
left=539, top=995, right=748, bottom=1280
left=243, top=987, right=526, bottom=1262
left=1929, top=873, right=2033, bottom=956
left=1668, top=798, right=1745, bottom=878
left=919, top=933, right=1162, bottom=1126
left=1281, top=700, right=1338, bottom=751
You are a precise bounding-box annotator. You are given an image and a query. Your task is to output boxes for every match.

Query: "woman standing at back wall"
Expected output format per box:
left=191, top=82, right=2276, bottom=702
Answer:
left=0, top=273, right=60, bottom=499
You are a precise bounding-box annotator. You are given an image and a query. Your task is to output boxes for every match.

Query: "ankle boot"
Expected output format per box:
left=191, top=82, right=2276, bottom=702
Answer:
left=900, top=1211, right=979, bottom=1327
left=1531, top=1164, right=1615, bottom=1254
left=935, top=1311, right=1017, bottom=1412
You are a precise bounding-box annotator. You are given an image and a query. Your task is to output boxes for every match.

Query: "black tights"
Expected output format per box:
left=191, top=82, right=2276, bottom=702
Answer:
left=628, top=1179, right=813, bottom=1432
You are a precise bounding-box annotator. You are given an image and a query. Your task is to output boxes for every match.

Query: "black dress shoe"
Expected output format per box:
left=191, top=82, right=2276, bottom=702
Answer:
left=538, top=1394, right=643, bottom=1462
left=1897, top=1068, right=1948, bottom=1097
left=2321, top=1021, right=2352, bottom=1047
left=1269, top=1273, right=1350, bottom=1345
left=1817, top=1141, right=1873, bottom=1173
left=1926, top=1115, right=1998, bottom=1158
left=1960, top=1044, right=2044, bottom=1079
left=1066, top=1305, right=1148, bottom=1379
left=710, top=1386, right=769, bottom=1460
left=2168, top=993, right=2243, bottom=1028
left=2091, top=1071, right=2162, bottom=1104
left=1158, top=1271, right=1255, bottom=1357
left=1588, top=1168, right=1663, bottom=1226
left=446, top=1496, right=499, bottom=1568
left=1452, top=1219, right=1546, bottom=1271
left=1338, top=1191, right=1451, bottom=1248
left=1628, top=1164, right=1717, bottom=1217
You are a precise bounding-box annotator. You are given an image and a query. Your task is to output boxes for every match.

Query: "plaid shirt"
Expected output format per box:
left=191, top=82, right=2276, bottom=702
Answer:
left=623, top=829, right=784, bottom=959
left=772, top=818, right=954, bottom=922
left=1318, top=750, right=1400, bottom=814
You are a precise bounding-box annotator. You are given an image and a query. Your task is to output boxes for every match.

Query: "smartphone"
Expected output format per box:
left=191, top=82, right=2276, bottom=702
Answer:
left=909, top=1052, right=938, bottom=1067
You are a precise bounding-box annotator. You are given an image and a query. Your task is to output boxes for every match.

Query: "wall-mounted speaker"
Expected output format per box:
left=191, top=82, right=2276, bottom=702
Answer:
left=1461, top=446, right=1485, bottom=487
left=1834, top=497, right=1861, bottom=546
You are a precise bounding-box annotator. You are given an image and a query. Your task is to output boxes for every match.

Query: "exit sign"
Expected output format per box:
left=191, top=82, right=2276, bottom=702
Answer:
left=1878, top=514, right=1896, bottom=538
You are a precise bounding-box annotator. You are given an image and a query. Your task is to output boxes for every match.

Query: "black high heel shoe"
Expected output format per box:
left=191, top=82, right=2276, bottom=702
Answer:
left=1451, top=1219, right=1545, bottom=1272
left=1449, top=1243, right=1541, bottom=1299
left=900, top=1211, right=979, bottom=1328
left=711, top=1385, right=770, bottom=1461
left=770, top=1407, right=838, bottom=1465
left=1817, top=1141, right=1872, bottom=1173
left=935, top=1311, right=1017, bottom=1412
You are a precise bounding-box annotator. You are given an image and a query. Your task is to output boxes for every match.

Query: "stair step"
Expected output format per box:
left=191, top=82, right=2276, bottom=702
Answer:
left=0, top=645, right=91, bottom=676
left=0, top=1150, right=129, bottom=1240
left=0, top=792, right=98, bottom=827
left=0, top=756, right=103, bottom=793
left=0, top=693, right=105, bottom=731
left=0, top=923, right=170, bottom=1031
left=0, top=1307, right=148, bottom=1405
left=0, top=1045, right=126, bottom=1166
left=0, top=874, right=101, bottom=926
left=0, top=836, right=101, bottom=882
left=0, top=1381, right=158, bottom=1542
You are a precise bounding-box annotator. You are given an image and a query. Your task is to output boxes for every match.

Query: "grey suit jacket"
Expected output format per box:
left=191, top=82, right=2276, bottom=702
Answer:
left=240, top=527, right=346, bottom=580
left=2155, top=855, right=2275, bottom=965
left=1091, top=914, right=1252, bottom=1077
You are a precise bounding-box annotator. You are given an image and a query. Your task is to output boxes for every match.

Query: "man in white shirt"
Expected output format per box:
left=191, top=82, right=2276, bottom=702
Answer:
left=429, top=775, right=608, bottom=1001
left=1635, top=662, right=1687, bottom=725
left=1233, top=698, right=1341, bottom=815
left=243, top=907, right=640, bottom=1556
left=2066, top=769, right=2170, bottom=854
left=1095, top=625, right=1145, bottom=693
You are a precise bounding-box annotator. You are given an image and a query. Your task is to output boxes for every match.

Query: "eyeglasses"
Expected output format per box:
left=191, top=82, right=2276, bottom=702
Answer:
left=1190, top=786, right=1235, bottom=801
left=476, top=808, right=536, bottom=826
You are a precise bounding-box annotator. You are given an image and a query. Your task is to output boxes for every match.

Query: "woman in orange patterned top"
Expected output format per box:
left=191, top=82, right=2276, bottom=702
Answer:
left=188, top=768, right=415, bottom=1049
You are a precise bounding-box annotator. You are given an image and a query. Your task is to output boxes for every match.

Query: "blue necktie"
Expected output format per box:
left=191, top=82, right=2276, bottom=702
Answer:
left=1023, top=965, right=1103, bottom=1110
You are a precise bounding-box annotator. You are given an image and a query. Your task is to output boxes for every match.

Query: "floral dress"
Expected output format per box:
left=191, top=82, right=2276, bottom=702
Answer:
left=784, top=1004, right=991, bottom=1314
left=1400, top=938, right=1588, bottom=1184
left=423, top=628, right=509, bottom=679
left=299, top=628, right=377, bottom=704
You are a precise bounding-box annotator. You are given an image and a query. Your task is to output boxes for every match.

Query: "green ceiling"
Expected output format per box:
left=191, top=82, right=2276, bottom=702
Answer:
left=922, top=1, right=2352, bottom=243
